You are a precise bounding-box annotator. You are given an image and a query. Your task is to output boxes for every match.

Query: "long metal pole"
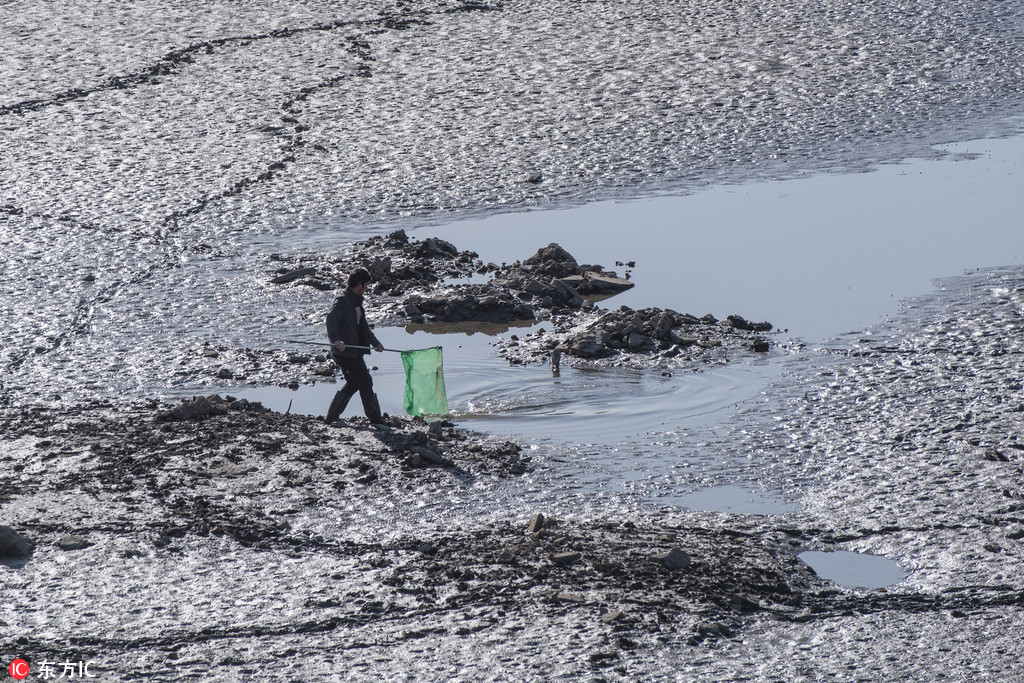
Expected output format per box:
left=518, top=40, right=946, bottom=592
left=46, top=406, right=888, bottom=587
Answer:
left=282, top=339, right=406, bottom=353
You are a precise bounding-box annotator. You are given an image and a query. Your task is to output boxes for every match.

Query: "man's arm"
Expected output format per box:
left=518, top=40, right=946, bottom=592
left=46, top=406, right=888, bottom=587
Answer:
left=326, top=298, right=344, bottom=344
left=326, top=296, right=356, bottom=352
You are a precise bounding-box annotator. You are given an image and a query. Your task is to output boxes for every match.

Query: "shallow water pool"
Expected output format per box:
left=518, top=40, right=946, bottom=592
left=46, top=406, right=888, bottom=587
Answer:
left=799, top=550, right=907, bottom=589
left=237, top=323, right=779, bottom=445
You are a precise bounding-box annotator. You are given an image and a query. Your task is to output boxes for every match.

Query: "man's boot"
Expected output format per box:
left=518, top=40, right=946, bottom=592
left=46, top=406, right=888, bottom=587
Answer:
left=362, top=392, right=384, bottom=425
left=325, top=390, right=351, bottom=424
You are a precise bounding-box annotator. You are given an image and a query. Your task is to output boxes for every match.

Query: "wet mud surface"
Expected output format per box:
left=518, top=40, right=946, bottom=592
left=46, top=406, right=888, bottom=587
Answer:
left=3, top=0, right=1024, bottom=679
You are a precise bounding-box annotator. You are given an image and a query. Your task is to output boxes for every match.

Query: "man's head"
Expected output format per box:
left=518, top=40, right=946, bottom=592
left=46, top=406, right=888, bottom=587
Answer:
left=347, top=268, right=372, bottom=296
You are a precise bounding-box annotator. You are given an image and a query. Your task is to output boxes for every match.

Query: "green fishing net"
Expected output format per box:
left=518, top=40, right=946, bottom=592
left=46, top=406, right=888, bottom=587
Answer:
left=401, top=346, right=449, bottom=416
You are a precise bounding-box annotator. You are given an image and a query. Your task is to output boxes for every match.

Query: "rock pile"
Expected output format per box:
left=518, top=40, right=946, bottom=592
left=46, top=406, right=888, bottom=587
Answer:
left=388, top=239, right=634, bottom=325
left=266, top=232, right=776, bottom=373
left=496, top=306, right=775, bottom=367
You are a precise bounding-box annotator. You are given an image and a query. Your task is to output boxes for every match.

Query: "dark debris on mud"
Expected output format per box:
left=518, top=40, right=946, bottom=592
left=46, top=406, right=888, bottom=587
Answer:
left=5, top=391, right=1024, bottom=678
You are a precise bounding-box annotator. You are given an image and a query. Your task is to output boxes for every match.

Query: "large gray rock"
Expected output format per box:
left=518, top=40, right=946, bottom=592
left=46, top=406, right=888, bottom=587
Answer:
left=161, top=396, right=229, bottom=421
left=556, top=273, right=633, bottom=295
left=570, top=339, right=605, bottom=358
left=410, top=445, right=445, bottom=465
left=367, top=255, right=391, bottom=280
left=627, top=332, right=649, bottom=349
left=416, top=237, right=458, bottom=258
left=0, top=527, right=33, bottom=558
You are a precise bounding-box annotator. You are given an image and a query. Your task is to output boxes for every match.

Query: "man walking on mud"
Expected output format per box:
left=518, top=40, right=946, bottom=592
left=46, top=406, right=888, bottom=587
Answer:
left=324, top=268, right=386, bottom=425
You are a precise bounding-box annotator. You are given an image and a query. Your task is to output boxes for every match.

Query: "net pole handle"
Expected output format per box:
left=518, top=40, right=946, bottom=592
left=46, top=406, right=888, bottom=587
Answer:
left=338, top=345, right=406, bottom=353
left=282, top=339, right=406, bottom=353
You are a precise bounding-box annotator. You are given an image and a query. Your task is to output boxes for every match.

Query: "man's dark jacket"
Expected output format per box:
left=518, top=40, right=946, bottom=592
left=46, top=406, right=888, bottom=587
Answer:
left=326, top=288, right=381, bottom=360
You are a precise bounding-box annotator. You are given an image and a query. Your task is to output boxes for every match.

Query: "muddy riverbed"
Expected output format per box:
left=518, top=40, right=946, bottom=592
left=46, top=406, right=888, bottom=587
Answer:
left=4, top=0, right=1024, bottom=679
left=3, top=261, right=1024, bottom=681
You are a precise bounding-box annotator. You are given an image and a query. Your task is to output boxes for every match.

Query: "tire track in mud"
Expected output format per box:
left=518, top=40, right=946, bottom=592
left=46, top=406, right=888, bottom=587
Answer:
left=0, top=16, right=426, bottom=119
left=0, top=0, right=501, bottom=118
left=0, top=7, right=489, bottom=401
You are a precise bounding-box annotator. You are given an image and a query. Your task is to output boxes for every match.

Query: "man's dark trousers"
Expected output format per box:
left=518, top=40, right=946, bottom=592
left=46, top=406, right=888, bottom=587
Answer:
left=326, top=356, right=382, bottom=423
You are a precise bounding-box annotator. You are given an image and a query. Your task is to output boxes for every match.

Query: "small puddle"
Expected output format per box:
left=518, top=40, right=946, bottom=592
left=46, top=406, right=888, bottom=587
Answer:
left=798, top=550, right=906, bottom=589
left=660, top=485, right=799, bottom=514
left=232, top=325, right=778, bottom=445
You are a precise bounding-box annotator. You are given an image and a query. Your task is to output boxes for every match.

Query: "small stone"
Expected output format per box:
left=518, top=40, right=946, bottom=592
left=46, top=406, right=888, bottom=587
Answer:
left=527, top=513, right=546, bottom=533
left=627, top=332, right=648, bottom=349
left=217, top=368, right=234, bottom=380
left=57, top=536, right=90, bottom=551
left=697, top=622, right=720, bottom=636
left=557, top=592, right=585, bottom=603
left=411, top=445, right=445, bottom=465
left=652, top=548, right=691, bottom=570
left=601, top=610, right=624, bottom=623
left=355, top=471, right=378, bottom=485
left=270, top=266, right=317, bottom=285
left=731, top=593, right=760, bottom=612
left=538, top=588, right=560, bottom=601
left=552, top=552, right=582, bottom=566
